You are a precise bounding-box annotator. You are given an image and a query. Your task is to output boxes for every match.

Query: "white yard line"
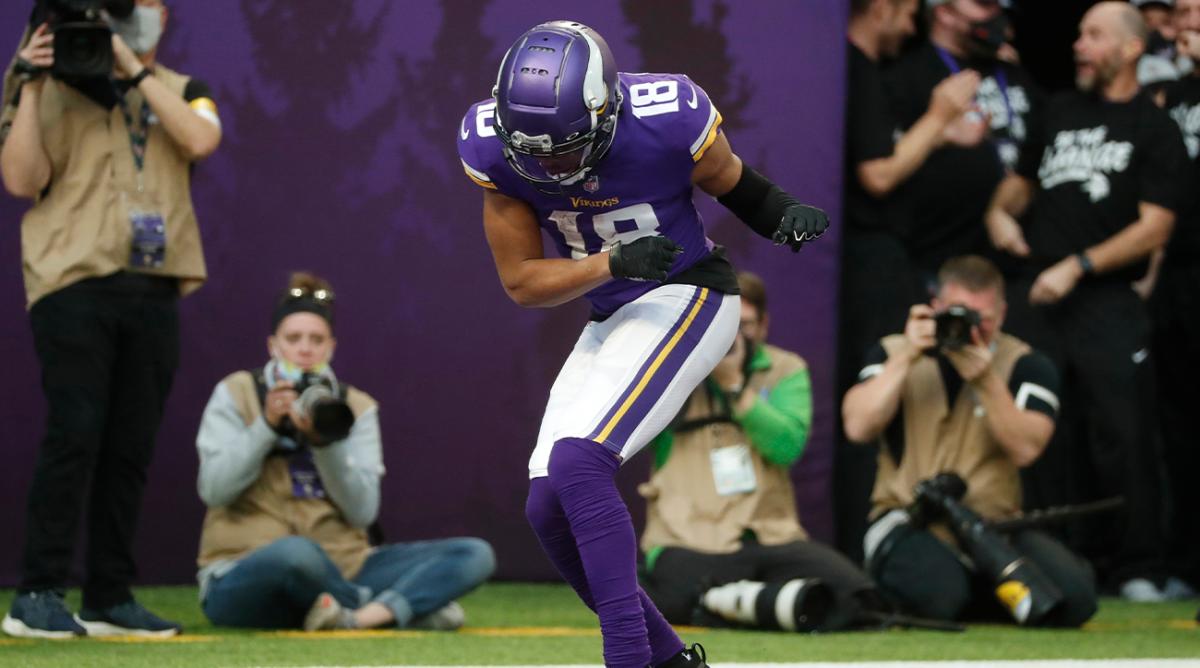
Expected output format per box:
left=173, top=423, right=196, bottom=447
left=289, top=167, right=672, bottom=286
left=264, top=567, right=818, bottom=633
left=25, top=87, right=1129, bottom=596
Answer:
left=262, top=657, right=1200, bottom=662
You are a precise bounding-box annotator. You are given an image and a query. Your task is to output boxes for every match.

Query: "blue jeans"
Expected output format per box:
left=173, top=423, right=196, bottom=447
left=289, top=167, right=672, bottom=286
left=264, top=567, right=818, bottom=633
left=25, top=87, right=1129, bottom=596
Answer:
left=202, top=536, right=495, bottom=629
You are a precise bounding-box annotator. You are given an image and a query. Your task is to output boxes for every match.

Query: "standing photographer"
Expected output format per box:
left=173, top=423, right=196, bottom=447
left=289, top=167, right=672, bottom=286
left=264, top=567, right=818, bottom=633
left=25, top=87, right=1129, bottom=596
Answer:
left=195, top=273, right=495, bottom=631
left=1, top=0, right=219, bottom=638
left=842, top=256, right=1096, bottom=627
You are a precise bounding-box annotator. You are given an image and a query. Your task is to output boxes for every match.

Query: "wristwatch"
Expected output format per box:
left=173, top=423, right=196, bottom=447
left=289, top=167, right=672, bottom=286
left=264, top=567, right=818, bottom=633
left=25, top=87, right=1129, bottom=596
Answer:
left=1075, top=251, right=1095, bottom=275
left=129, top=67, right=153, bottom=88
left=13, top=58, right=45, bottom=83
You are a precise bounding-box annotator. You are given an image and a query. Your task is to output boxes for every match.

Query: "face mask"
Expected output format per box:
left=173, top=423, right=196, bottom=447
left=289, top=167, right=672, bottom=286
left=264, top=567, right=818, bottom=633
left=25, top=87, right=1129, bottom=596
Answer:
left=967, top=13, right=1009, bottom=59
left=270, top=345, right=330, bottom=382
left=110, top=6, right=163, bottom=55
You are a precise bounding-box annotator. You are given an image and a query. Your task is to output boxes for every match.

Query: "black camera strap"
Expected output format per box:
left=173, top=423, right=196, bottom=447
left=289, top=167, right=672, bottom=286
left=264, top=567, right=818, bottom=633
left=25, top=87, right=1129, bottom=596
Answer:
left=669, top=347, right=764, bottom=436
left=115, top=87, right=152, bottom=172
left=250, top=367, right=292, bottom=452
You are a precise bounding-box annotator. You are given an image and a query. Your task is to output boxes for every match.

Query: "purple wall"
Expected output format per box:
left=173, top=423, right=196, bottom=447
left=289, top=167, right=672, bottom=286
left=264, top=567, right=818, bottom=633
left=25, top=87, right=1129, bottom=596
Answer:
left=0, top=1, right=846, bottom=584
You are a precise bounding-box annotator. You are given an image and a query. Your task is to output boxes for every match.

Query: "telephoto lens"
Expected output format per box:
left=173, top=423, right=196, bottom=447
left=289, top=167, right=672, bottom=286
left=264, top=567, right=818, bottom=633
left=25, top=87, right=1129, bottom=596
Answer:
left=911, top=473, right=1064, bottom=625
left=293, top=374, right=355, bottom=445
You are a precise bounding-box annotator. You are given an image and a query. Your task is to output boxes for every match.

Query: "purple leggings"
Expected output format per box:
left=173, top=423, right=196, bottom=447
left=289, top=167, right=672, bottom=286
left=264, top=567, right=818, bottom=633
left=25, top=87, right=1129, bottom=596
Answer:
left=526, top=437, right=683, bottom=668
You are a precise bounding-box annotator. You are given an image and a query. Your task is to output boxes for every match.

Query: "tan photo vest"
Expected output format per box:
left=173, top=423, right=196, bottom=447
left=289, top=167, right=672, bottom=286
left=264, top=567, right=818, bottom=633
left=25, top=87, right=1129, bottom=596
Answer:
left=18, top=65, right=206, bottom=307
left=640, top=344, right=809, bottom=555
left=870, top=333, right=1032, bottom=525
left=197, top=371, right=378, bottom=579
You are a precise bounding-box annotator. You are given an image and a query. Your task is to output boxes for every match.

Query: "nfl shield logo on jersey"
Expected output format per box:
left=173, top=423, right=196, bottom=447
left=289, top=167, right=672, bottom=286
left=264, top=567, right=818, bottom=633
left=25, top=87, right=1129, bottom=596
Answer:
left=583, top=175, right=600, bottom=193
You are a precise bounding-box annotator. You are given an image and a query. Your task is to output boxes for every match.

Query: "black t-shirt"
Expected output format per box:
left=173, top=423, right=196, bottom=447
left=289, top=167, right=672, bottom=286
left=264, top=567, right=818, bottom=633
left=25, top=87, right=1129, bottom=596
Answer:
left=883, top=42, right=1042, bottom=272
left=844, top=42, right=898, bottom=235
left=1163, top=75, right=1200, bottom=258
left=856, top=342, right=1060, bottom=462
left=857, top=343, right=1060, bottom=417
left=1017, top=89, right=1189, bottom=282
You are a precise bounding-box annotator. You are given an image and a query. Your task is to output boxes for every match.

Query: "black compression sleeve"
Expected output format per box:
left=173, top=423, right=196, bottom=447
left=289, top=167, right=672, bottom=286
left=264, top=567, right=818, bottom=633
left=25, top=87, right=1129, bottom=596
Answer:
left=716, top=165, right=800, bottom=240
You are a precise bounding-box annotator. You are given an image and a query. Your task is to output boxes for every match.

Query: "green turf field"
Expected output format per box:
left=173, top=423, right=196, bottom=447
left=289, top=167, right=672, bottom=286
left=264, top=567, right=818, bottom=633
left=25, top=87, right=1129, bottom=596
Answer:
left=0, top=584, right=1195, bottom=667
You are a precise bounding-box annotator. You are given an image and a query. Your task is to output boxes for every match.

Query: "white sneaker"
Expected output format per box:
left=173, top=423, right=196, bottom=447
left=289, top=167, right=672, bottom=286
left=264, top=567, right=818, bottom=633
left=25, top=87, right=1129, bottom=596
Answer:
left=303, top=593, right=348, bottom=631
left=1163, top=577, right=1198, bottom=601
left=1120, top=578, right=1168, bottom=602
left=411, top=601, right=465, bottom=631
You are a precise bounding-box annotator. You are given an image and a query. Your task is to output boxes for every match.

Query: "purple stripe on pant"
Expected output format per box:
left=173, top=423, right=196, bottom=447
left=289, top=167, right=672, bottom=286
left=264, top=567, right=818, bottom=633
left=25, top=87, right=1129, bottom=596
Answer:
left=527, top=441, right=684, bottom=668
left=587, top=287, right=723, bottom=453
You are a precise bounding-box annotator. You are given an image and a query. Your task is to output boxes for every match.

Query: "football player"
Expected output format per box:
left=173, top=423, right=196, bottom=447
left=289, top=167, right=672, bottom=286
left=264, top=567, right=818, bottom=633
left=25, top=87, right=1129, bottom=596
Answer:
left=456, top=20, right=828, bottom=668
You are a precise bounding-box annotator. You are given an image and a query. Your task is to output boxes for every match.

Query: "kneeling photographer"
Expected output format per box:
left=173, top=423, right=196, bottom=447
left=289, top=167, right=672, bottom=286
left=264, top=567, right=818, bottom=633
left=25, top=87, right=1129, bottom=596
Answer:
left=195, top=272, right=495, bottom=631
left=842, top=256, right=1096, bottom=627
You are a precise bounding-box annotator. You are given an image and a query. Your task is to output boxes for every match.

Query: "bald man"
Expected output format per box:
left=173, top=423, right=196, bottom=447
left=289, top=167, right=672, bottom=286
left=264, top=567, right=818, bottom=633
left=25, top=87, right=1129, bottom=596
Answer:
left=984, top=1, right=1189, bottom=602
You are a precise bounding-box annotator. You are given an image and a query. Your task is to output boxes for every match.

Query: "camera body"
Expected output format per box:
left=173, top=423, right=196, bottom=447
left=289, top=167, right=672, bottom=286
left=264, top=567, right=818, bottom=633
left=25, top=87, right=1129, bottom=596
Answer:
left=35, top=0, right=134, bottom=79
left=285, top=373, right=356, bottom=446
left=934, top=305, right=982, bottom=350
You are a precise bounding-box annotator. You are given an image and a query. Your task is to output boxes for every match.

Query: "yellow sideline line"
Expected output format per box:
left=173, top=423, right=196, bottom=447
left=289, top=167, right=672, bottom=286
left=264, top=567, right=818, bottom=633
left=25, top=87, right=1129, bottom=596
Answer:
left=93, top=634, right=220, bottom=643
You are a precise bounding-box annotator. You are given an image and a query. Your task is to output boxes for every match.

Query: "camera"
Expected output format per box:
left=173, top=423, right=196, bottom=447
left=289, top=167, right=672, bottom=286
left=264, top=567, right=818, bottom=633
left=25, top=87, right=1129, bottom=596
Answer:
left=285, top=373, right=356, bottom=446
left=934, top=305, right=981, bottom=350
left=909, top=473, right=1064, bottom=625
left=34, top=0, right=134, bottom=79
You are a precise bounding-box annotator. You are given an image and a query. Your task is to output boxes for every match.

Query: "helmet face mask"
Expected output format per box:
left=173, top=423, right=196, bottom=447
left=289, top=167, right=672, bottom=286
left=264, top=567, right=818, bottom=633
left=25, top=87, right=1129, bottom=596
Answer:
left=492, top=21, right=620, bottom=191
left=495, top=115, right=615, bottom=184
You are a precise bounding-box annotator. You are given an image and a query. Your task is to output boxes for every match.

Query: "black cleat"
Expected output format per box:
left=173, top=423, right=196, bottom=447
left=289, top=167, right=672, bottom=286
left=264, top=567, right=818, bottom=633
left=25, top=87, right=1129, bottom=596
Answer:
left=655, top=643, right=709, bottom=668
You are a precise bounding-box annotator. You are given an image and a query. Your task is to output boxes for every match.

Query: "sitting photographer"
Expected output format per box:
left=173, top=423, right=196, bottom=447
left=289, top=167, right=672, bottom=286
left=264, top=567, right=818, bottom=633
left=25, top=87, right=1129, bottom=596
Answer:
left=195, top=272, right=495, bottom=631
left=842, top=256, right=1096, bottom=627
left=639, top=272, right=885, bottom=633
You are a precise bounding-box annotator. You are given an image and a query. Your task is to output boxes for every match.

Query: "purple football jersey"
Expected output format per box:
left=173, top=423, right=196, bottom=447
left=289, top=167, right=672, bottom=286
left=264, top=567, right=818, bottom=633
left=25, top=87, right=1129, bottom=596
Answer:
left=458, top=72, right=725, bottom=316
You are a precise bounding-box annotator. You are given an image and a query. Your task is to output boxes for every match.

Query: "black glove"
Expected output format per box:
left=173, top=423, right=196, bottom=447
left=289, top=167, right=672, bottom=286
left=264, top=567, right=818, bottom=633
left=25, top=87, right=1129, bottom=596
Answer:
left=609, top=236, right=683, bottom=282
left=771, top=204, right=829, bottom=253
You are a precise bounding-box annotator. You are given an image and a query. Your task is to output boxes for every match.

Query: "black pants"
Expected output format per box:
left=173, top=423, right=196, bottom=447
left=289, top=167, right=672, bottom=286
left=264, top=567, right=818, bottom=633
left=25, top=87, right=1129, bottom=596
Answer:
left=1150, top=258, right=1200, bottom=589
left=834, top=232, right=918, bottom=563
left=1004, top=279, right=1165, bottom=586
left=20, top=272, right=179, bottom=609
left=873, top=526, right=1096, bottom=627
left=640, top=539, right=880, bottom=631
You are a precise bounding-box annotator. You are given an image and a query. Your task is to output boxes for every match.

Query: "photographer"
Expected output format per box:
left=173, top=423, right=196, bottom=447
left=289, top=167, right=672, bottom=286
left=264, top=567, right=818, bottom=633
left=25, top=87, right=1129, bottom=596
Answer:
left=1, top=0, right=219, bottom=638
left=195, top=273, right=495, bottom=631
left=639, top=273, right=885, bottom=633
left=842, top=256, right=1096, bottom=627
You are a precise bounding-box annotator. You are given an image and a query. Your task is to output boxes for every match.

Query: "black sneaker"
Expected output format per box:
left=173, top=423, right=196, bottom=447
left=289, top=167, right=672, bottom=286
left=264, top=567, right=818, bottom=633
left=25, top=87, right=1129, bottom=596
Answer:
left=2, top=590, right=86, bottom=639
left=76, top=599, right=182, bottom=637
left=656, top=643, right=709, bottom=668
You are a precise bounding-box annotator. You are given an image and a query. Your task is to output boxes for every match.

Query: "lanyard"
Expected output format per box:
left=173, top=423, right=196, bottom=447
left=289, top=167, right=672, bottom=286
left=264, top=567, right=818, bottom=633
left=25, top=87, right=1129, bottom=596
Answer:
left=115, top=87, right=152, bottom=173
left=935, top=47, right=1015, bottom=131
